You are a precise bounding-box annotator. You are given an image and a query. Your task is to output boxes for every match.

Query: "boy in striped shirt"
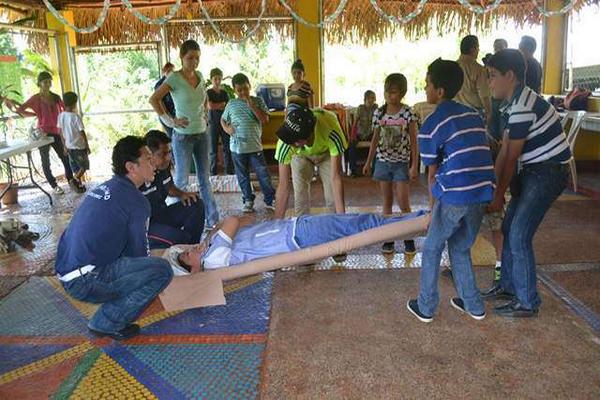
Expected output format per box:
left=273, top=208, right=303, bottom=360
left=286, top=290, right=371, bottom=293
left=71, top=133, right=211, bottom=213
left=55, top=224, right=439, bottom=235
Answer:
left=407, top=59, right=495, bottom=323
left=482, top=49, right=571, bottom=317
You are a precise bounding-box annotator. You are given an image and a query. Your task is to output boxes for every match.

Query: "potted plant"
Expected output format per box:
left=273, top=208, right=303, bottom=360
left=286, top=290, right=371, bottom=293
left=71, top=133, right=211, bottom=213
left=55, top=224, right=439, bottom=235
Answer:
left=0, top=84, right=22, bottom=205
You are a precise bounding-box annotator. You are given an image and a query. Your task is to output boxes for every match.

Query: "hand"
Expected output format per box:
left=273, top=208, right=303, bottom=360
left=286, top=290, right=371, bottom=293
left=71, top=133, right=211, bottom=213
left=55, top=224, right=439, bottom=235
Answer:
left=409, top=165, right=418, bottom=180
left=173, top=117, right=189, bottom=128
left=63, top=147, right=68, bottom=157
left=487, top=194, right=504, bottom=213
left=362, top=163, right=372, bottom=176
left=180, top=191, right=198, bottom=206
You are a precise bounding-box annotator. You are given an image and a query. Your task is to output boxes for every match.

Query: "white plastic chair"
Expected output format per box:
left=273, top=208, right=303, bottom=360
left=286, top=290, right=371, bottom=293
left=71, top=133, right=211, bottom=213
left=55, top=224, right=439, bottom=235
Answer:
left=561, top=110, right=587, bottom=192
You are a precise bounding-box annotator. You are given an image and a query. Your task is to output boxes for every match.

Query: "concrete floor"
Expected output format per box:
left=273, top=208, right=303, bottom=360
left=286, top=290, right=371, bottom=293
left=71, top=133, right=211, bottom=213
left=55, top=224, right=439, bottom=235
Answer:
left=0, top=172, right=599, bottom=399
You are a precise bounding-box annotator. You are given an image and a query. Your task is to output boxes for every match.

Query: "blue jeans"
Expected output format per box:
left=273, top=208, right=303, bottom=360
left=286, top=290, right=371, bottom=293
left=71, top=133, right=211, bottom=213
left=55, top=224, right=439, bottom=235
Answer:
left=171, top=132, right=219, bottom=226
left=499, top=162, right=569, bottom=310
left=148, top=199, right=205, bottom=249
left=208, top=110, right=234, bottom=175
left=62, top=257, right=173, bottom=332
left=231, top=151, right=275, bottom=205
left=294, top=212, right=423, bottom=248
left=418, top=201, right=486, bottom=316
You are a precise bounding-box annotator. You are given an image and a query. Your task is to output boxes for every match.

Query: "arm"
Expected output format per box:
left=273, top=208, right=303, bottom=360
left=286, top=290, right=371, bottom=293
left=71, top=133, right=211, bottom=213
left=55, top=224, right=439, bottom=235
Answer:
left=80, top=130, right=91, bottom=153
left=58, top=127, right=68, bottom=156
left=274, top=163, right=292, bottom=219
left=166, top=182, right=198, bottom=206
left=221, top=117, right=235, bottom=135
left=308, top=92, right=314, bottom=108
left=489, top=137, right=525, bottom=212
left=408, top=121, right=419, bottom=179
left=248, top=99, right=269, bottom=124
left=208, top=100, right=227, bottom=110
left=330, top=154, right=346, bottom=214
left=15, top=97, right=37, bottom=118
left=362, top=127, right=380, bottom=176
left=149, top=82, right=188, bottom=128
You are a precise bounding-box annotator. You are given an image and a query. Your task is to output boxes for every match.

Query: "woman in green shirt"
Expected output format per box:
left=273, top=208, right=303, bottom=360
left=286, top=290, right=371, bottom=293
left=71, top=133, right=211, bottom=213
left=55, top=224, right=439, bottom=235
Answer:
left=150, top=40, right=219, bottom=228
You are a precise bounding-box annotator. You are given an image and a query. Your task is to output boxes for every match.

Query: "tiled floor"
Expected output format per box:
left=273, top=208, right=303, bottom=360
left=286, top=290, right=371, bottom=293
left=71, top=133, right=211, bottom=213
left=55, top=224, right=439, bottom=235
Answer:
left=0, top=174, right=598, bottom=398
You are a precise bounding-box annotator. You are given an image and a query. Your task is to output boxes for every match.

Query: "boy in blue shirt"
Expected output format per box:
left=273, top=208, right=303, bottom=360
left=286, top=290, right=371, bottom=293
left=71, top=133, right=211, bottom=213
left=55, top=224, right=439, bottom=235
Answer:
left=407, top=59, right=495, bottom=323
left=221, top=73, right=276, bottom=213
left=483, top=49, right=571, bottom=317
left=55, top=136, right=173, bottom=340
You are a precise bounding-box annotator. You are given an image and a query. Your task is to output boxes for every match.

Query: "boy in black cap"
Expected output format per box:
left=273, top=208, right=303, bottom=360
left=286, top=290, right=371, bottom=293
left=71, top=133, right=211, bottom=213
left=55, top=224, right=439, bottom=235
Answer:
left=273, top=107, right=347, bottom=219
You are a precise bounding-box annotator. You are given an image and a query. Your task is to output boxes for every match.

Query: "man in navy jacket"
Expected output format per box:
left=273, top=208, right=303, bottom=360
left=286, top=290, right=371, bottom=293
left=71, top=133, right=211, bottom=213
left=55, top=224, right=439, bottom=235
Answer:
left=55, top=136, right=173, bottom=340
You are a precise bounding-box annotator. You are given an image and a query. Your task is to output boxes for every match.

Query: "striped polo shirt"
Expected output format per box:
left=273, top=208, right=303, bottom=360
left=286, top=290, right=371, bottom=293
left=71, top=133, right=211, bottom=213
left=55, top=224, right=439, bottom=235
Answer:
left=419, top=100, right=495, bottom=205
left=221, top=96, right=269, bottom=154
left=504, top=85, right=571, bottom=165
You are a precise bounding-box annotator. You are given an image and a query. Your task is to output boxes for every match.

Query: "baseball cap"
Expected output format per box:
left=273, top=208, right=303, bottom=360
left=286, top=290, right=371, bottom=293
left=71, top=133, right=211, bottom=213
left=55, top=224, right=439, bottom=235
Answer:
left=276, top=107, right=316, bottom=145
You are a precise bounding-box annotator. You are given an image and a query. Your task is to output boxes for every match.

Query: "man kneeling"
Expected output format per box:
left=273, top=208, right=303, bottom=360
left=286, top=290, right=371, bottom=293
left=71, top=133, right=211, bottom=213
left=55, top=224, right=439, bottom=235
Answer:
left=55, top=136, right=173, bottom=340
left=176, top=212, right=424, bottom=272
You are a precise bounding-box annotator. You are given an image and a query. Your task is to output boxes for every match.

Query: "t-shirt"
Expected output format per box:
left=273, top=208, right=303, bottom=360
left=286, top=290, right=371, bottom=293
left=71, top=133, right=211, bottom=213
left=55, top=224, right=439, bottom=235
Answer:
left=164, top=71, right=207, bottom=134
left=141, top=168, right=172, bottom=216
left=18, top=93, right=64, bottom=135
left=207, top=88, right=229, bottom=104
left=356, top=103, right=377, bottom=141
left=504, top=85, right=571, bottom=166
left=202, top=218, right=299, bottom=268
left=418, top=100, right=495, bottom=205
left=524, top=57, right=543, bottom=94
left=372, top=104, right=417, bottom=163
left=455, top=54, right=491, bottom=112
left=287, top=80, right=314, bottom=107
left=221, top=97, right=269, bottom=154
left=274, top=109, right=347, bottom=164
left=57, top=111, right=86, bottom=150
left=55, top=175, right=151, bottom=276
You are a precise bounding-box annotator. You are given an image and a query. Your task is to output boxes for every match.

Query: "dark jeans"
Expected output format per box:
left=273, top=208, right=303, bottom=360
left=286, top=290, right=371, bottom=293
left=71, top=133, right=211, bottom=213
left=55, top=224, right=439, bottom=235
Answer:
left=418, top=201, right=486, bottom=316
left=208, top=111, right=234, bottom=175
left=346, top=140, right=365, bottom=175
left=231, top=151, right=275, bottom=205
left=62, top=256, right=173, bottom=332
left=40, top=134, right=73, bottom=187
left=148, top=199, right=205, bottom=249
left=499, top=162, right=569, bottom=310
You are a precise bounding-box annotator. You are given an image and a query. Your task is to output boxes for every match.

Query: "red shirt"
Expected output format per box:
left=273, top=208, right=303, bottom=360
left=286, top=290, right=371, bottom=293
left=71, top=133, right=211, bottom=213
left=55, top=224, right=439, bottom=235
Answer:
left=18, top=93, right=64, bottom=135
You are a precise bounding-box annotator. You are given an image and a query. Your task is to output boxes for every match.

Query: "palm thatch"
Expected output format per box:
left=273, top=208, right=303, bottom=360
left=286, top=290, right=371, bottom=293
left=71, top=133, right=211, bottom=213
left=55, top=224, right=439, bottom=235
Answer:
left=2, top=0, right=599, bottom=52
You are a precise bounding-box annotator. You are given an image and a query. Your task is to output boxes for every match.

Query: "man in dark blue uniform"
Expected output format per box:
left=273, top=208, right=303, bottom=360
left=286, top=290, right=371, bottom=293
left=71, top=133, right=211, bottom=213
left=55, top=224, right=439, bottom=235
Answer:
left=143, top=130, right=205, bottom=249
left=55, top=136, right=173, bottom=340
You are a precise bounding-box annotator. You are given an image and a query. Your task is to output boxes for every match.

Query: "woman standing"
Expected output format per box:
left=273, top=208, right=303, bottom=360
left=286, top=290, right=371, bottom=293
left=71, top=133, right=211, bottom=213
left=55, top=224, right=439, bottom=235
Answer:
left=150, top=40, right=219, bottom=228
left=286, top=59, right=314, bottom=112
left=15, top=71, right=79, bottom=194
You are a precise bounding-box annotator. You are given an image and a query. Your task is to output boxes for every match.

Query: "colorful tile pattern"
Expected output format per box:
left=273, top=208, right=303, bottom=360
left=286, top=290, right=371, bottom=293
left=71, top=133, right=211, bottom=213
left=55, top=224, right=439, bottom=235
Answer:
left=0, top=275, right=272, bottom=398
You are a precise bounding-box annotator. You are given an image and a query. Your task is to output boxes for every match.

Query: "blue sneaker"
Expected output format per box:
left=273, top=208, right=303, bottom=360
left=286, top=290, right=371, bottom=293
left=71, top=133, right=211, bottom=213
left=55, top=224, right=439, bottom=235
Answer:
left=450, top=297, right=486, bottom=320
left=407, top=299, right=433, bottom=323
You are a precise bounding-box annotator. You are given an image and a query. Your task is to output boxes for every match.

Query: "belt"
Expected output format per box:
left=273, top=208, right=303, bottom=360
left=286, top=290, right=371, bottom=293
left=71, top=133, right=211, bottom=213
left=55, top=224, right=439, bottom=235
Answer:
left=58, top=265, right=95, bottom=282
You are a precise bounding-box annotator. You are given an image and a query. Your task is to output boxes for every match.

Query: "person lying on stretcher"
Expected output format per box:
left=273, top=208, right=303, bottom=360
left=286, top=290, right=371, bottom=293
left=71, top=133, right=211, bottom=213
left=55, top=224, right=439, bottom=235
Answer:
left=174, top=211, right=427, bottom=273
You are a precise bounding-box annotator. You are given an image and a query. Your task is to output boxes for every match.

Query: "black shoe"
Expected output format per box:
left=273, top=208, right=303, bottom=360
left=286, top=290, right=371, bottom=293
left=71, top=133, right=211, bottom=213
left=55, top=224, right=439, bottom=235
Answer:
left=404, top=240, right=416, bottom=254
left=68, top=179, right=85, bottom=194
left=494, top=300, right=538, bottom=318
left=406, top=299, right=433, bottom=323
left=480, top=284, right=514, bottom=301
left=89, top=323, right=141, bottom=340
left=382, top=242, right=395, bottom=254
left=441, top=267, right=452, bottom=279
left=332, top=253, right=347, bottom=263
left=450, top=297, right=486, bottom=320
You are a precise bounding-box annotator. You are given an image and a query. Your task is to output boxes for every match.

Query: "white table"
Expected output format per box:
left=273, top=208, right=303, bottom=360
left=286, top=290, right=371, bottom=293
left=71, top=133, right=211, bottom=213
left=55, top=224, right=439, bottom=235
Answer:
left=0, top=137, right=54, bottom=205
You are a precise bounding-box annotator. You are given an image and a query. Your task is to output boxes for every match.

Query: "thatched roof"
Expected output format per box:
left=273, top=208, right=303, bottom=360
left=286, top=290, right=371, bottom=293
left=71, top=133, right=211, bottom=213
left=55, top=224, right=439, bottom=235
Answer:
left=2, top=0, right=599, bottom=50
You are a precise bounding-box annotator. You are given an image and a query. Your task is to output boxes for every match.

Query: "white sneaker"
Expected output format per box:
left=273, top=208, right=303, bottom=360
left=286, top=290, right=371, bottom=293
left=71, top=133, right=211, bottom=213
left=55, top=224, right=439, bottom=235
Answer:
left=53, top=186, right=64, bottom=195
left=265, top=200, right=275, bottom=211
